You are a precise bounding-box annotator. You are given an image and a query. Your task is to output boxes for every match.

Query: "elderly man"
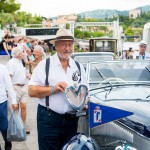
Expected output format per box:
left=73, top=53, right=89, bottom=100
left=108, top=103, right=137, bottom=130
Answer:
left=133, top=40, right=150, bottom=60
left=0, top=64, right=18, bottom=150
left=28, top=29, right=88, bottom=150
left=6, top=47, right=30, bottom=134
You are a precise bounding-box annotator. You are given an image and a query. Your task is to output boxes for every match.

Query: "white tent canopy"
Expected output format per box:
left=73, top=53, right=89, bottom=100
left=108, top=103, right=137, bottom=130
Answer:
left=123, top=42, right=139, bottom=51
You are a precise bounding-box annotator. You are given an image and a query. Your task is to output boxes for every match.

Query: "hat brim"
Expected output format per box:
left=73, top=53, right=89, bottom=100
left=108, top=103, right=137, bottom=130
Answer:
left=50, top=39, right=74, bottom=45
left=49, top=36, right=74, bottom=45
left=139, top=43, right=147, bottom=46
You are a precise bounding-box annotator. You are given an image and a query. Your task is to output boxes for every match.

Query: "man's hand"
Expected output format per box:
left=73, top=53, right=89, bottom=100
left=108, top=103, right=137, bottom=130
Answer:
left=12, top=104, right=18, bottom=110
left=54, top=82, right=68, bottom=93
left=82, top=96, right=90, bottom=110
left=82, top=104, right=88, bottom=110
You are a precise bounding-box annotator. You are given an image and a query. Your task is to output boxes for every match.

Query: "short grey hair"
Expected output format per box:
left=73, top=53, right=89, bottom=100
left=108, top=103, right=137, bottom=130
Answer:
left=11, top=47, right=23, bottom=57
left=34, top=45, right=46, bottom=58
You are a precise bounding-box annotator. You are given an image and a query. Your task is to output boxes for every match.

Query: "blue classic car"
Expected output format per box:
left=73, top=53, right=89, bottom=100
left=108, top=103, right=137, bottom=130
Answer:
left=78, top=60, right=150, bottom=150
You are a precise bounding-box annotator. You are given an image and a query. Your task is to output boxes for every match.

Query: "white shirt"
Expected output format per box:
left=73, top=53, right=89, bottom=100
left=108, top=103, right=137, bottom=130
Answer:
left=133, top=52, right=150, bottom=60
left=6, top=58, right=27, bottom=84
left=29, top=53, right=88, bottom=114
left=0, top=64, right=17, bottom=104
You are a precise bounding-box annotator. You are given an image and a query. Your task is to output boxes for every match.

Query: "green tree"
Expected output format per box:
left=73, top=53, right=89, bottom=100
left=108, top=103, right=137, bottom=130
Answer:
left=83, top=18, right=100, bottom=22
left=0, top=12, right=15, bottom=28
left=74, top=29, right=105, bottom=39
left=65, top=23, right=70, bottom=29
left=98, top=26, right=109, bottom=34
left=14, top=11, right=42, bottom=26
left=147, top=11, right=150, bottom=19
left=15, top=11, right=27, bottom=26
left=77, top=15, right=82, bottom=22
left=0, top=0, right=20, bottom=13
left=125, top=27, right=134, bottom=36
left=130, top=14, right=134, bottom=19
left=93, top=31, right=105, bottom=37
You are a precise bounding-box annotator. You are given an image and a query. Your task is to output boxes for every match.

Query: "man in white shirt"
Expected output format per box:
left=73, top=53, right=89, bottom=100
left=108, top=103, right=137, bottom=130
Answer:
left=133, top=40, right=150, bottom=60
left=6, top=47, right=30, bottom=134
left=28, top=29, right=88, bottom=150
left=0, top=64, right=18, bottom=150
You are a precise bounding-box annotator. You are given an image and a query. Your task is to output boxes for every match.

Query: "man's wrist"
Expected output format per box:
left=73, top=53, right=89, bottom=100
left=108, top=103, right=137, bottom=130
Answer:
left=51, top=86, right=55, bottom=94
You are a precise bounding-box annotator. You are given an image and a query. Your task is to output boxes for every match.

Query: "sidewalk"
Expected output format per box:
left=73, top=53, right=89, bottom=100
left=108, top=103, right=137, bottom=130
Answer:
left=0, top=97, right=38, bottom=150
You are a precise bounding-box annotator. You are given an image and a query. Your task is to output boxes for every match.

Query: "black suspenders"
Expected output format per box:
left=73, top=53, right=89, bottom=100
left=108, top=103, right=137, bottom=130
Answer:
left=75, top=61, right=81, bottom=83
left=45, top=58, right=50, bottom=107
left=45, top=58, right=81, bottom=107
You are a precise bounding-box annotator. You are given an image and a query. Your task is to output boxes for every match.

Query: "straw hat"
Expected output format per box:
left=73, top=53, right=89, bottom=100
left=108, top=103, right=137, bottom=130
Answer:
left=49, top=29, right=74, bottom=45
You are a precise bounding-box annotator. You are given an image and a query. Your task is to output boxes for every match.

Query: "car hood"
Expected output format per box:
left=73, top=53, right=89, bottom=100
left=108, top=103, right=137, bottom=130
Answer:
left=94, top=86, right=150, bottom=100
left=91, top=86, right=150, bottom=138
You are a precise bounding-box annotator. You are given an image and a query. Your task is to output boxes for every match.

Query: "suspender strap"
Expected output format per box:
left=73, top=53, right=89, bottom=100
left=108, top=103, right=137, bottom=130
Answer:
left=45, top=58, right=81, bottom=106
left=45, top=58, right=50, bottom=107
left=75, top=61, right=81, bottom=83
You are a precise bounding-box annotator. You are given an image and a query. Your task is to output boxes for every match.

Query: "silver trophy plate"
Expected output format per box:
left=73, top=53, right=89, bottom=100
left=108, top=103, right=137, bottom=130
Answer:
left=65, top=84, right=88, bottom=111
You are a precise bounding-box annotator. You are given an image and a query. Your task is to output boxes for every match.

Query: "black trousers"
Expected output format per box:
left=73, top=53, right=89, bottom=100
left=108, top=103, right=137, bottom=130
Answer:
left=37, top=104, right=79, bottom=150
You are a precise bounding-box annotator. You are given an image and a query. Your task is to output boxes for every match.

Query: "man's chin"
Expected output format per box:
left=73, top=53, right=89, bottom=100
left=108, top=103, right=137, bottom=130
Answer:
left=62, top=57, right=70, bottom=60
left=60, top=54, right=71, bottom=60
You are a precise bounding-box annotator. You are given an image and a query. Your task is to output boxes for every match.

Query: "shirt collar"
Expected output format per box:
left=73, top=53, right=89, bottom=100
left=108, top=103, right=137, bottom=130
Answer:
left=53, top=53, right=61, bottom=66
left=13, top=57, right=22, bottom=63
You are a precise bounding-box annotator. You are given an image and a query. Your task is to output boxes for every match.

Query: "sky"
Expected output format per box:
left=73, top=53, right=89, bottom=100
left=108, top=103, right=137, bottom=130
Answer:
left=19, top=0, right=150, bottom=18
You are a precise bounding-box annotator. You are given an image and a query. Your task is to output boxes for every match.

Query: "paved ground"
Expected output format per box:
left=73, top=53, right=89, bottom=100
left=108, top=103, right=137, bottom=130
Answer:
left=0, top=97, right=38, bottom=150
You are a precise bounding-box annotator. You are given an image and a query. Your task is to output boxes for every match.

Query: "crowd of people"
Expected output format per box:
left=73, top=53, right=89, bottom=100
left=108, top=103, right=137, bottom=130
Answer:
left=0, top=28, right=89, bottom=150
left=0, top=29, right=51, bottom=150
left=0, top=27, right=150, bottom=150
left=0, top=29, right=50, bottom=57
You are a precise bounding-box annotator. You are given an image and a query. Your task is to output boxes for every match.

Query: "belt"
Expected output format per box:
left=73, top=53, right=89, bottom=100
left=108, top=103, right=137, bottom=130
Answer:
left=39, top=105, right=78, bottom=119
left=15, top=84, right=25, bottom=86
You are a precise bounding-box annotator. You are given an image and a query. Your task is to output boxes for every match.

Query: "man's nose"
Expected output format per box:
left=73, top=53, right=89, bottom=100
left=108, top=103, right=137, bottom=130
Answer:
left=65, top=44, right=71, bottom=50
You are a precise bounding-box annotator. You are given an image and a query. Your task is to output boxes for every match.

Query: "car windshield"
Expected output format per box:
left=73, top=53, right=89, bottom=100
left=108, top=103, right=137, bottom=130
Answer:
left=73, top=52, right=113, bottom=64
left=74, top=55, right=114, bottom=63
left=73, top=53, right=114, bottom=70
left=89, top=60, right=150, bottom=89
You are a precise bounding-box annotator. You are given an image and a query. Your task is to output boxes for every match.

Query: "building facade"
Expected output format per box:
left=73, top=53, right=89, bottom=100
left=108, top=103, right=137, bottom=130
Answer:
left=129, top=9, right=141, bottom=19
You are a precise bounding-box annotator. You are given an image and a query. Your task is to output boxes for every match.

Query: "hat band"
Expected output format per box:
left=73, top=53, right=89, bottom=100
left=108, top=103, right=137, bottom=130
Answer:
left=56, top=36, right=74, bottom=40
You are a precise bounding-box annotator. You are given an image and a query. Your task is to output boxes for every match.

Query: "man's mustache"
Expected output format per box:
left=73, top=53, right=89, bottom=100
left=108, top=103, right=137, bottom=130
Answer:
left=63, top=50, right=72, bottom=53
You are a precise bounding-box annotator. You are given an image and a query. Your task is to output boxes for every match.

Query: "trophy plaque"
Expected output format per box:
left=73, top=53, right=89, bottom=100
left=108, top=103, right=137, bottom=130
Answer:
left=65, top=84, right=88, bottom=117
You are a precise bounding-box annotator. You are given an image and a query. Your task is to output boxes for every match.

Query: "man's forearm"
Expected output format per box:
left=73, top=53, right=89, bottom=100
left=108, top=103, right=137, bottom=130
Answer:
left=28, top=85, right=53, bottom=98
